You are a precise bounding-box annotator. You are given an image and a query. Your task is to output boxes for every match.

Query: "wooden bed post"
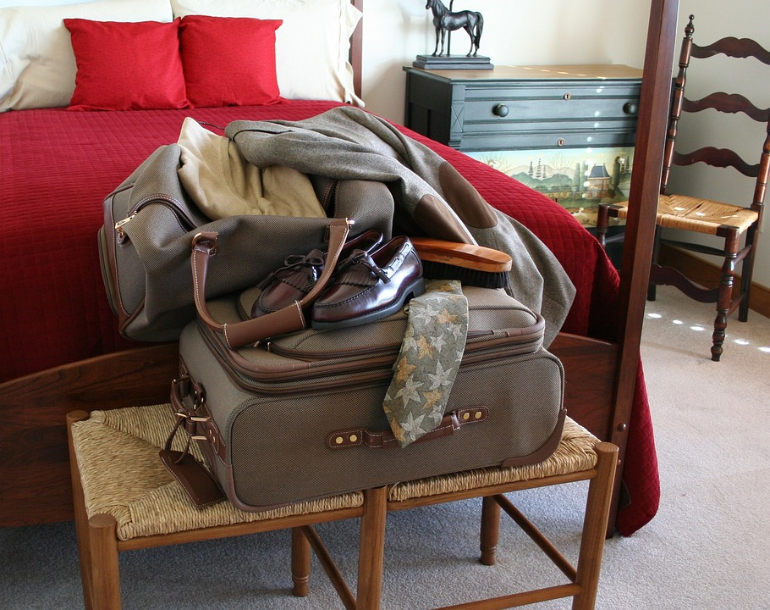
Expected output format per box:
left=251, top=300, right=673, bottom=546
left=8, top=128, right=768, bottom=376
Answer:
left=608, top=0, right=680, bottom=530
left=351, top=0, right=364, bottom=99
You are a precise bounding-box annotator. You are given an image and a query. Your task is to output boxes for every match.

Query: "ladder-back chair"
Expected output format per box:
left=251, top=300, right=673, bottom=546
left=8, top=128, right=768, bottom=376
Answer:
left=597, top=15, right=770, bottom=361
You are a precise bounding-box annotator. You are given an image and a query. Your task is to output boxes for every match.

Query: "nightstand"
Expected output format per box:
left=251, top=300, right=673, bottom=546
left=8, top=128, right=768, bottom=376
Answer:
left=404, top=64, right=643, bottom=242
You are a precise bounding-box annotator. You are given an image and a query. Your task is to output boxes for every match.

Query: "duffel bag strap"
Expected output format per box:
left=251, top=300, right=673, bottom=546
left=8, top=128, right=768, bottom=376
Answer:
left=191, top=218, right=352, bottom=350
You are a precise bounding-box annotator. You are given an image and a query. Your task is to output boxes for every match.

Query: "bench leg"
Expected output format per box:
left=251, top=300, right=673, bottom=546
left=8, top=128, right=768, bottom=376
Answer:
left=291, top=527, right=311, bottom=597
left=572, top=442, right=618, bottom=610
left=480, top=495, right=501, bottom=566
left=88, top=514, right=122, bottom=610
left=68, top=411, right=95, bottom=609
left=356, top=487, right=387, bottom=610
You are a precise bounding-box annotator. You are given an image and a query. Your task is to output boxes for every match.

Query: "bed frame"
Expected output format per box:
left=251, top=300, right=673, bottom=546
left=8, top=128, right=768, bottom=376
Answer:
left=0, top=0, right=679, bottom=529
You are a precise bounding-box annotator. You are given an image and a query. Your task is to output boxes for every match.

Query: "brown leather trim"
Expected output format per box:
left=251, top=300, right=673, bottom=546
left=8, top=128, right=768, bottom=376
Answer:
left=159, top=449, right=225, bottom=507
left=190, top=219, right=351, bottom=350
left=438, top=162, right=498, bottom=229
left=327, top=407, right=488, bottom=449
left=500, top=408, right=567, bottom=467
left=170, top=370, right=227, bottom=463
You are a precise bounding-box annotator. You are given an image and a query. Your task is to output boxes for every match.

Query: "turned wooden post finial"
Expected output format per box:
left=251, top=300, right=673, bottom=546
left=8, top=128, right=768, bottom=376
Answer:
left=685, top=15, right=695, bottom=39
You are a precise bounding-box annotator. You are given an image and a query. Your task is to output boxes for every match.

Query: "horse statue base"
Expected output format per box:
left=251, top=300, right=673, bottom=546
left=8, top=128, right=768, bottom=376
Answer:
left=413, top=53, right=493, bottom=70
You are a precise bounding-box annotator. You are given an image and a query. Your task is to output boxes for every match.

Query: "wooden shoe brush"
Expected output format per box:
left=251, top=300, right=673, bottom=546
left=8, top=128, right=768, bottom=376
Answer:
left=410, top=237, right=512, bottom=289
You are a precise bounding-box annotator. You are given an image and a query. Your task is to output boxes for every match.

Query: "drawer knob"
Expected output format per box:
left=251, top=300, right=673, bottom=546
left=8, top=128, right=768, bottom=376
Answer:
left=563, top=93, right=572, bottom=101
left=493, top=104, right=509, bottom=117
left=557, top=138, right=566, bottom=147
left=623, top=101, right=639, bottom=115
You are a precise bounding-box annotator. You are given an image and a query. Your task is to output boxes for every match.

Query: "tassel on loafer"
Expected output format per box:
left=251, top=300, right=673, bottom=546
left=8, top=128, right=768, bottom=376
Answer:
left=311, top=235, right=425, bottom=330
left=250, top=229, right=383, bottom=319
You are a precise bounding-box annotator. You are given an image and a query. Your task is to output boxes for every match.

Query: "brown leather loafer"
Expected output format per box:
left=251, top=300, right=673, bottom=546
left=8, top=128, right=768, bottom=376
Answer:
left=311, top=235, right=425, bottom=329
left=250, top=229, right=383, bottom=318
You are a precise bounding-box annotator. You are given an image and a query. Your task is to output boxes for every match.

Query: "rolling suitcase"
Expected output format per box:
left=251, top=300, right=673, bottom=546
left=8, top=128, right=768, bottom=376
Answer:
left=168, top=246, right=566, bottom=511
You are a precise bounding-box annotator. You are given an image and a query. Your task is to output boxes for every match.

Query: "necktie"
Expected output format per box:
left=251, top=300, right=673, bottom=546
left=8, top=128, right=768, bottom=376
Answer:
left=382, top=279, right=469, bottom=447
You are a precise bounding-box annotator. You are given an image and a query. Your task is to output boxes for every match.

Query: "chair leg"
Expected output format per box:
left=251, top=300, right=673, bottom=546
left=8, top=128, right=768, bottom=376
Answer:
left=88, top=514, right=122, bottom=610
left=291, top=527, right=311, bottom=597
left=596, top=204, right=610, bottom=248
left=356, top=487, right=387, bottom=610
left=738, top=223, right=759, bottom=322
left=480, top=495, right=501, bottom=566
left=571, top=442, right=618, bottom=610
left=712, top=231, right=740, bottom=362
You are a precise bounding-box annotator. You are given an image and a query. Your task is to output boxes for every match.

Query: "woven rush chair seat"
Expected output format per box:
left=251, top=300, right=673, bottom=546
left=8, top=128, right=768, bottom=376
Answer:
left=609, top=194, right=759, bottom=236
left=67, top=404, right=374, bottom=610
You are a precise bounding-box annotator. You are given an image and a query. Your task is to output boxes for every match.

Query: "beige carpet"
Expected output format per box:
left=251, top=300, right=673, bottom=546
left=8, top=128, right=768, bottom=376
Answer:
left=1, top=286, right=768, bottom=609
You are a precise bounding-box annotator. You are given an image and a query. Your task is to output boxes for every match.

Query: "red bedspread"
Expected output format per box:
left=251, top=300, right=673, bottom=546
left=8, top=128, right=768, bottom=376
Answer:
left=0, top=104, right=657, bottom=534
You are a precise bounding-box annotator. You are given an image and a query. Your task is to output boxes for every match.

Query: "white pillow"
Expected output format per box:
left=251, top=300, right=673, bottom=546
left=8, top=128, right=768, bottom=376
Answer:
left=0, top=0, right=173, bottom=112
left=171, top=0, right=363, bottom=105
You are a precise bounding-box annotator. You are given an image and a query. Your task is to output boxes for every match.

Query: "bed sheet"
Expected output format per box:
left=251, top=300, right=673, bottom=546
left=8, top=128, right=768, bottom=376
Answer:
left=0, top=103, right=656, bottom=534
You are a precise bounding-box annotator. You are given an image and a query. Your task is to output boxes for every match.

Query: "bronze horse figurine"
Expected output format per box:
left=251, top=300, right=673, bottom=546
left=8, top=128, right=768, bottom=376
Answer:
left=425, top=0, right=483, bottom=57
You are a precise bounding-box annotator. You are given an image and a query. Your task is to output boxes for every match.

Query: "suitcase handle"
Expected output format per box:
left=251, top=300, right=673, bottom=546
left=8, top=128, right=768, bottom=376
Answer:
left=191, top=218, right=352, bottom=350
left=326, top=407, right=488, bottom=449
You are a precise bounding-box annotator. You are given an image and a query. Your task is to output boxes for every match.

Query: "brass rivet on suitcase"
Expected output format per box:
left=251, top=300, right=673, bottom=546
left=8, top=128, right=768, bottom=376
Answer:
left=462, top=412, right=470, bottom=421
left=335, top=436, right=344, bottom=445
left=349, top=434, right=358, bottom=443
left=475, top=411, right=482, bottom=419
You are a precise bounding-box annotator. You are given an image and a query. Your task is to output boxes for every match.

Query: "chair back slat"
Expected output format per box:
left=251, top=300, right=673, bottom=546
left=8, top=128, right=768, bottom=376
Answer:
left=691, top=36, right=770, bottom=65
left=682, top=92, right=770, bottom=123
left=661, top=14, right=770, bottom=196
left=672, top=147, right=760, bottom=178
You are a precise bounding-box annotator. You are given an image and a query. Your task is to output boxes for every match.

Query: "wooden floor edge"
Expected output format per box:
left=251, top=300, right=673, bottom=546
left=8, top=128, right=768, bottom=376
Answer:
left=659, top=245, right=770, bottom=318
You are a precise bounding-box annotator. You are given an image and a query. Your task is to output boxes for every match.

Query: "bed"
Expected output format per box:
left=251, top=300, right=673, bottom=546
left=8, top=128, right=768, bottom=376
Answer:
left=0, top=0, right=669, bottom=537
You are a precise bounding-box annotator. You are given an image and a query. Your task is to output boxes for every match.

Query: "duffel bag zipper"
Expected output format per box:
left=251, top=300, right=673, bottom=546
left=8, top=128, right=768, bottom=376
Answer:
left=115, top=193, right=200, bottom=242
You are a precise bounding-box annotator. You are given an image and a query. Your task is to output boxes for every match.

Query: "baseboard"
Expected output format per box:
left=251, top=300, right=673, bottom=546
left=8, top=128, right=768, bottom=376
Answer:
left=658, top=245, right=770, bottom=318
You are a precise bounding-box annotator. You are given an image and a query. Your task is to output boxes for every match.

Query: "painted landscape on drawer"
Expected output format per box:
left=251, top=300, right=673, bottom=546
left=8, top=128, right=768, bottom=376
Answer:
left=468, top=147, right=633, bottom=227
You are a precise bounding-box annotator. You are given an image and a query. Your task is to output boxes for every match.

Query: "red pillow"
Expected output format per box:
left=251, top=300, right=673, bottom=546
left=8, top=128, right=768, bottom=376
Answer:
left=180, top=16, right=284, bottom=108
left=65, top=19, right=189, bottom=111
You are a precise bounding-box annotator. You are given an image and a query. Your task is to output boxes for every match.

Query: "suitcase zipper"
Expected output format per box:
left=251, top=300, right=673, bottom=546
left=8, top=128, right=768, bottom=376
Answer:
left=261, top=329, right=526, bottom=361
left=198, top=320, right=544, bottom=394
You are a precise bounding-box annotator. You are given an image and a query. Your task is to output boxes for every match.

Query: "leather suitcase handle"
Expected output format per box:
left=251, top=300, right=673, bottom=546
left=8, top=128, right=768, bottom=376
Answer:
left=327, top=407, right=488, bottom=449
left=191, top=218, right=352, bottom=350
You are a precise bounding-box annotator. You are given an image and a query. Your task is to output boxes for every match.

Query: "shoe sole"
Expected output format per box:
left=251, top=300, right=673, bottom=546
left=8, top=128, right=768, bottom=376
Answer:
left=311, top=277, right=426, bottom=331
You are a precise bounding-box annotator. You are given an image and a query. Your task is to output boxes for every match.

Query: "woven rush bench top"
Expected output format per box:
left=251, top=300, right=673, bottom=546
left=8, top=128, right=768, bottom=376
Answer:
left=71, top=404, right=363, bottom=541
left=387, top=417, right=600, bottom=502
left=72, top=405, right=599, bottom=541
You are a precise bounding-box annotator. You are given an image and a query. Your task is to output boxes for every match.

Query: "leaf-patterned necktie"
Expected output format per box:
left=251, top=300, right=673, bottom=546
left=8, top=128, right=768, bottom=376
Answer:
left=382, top=279, right=469, bottom=447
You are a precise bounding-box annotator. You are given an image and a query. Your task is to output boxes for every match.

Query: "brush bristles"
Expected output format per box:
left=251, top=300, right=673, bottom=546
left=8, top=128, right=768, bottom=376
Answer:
left=420, top=260, right=509, bottom=289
